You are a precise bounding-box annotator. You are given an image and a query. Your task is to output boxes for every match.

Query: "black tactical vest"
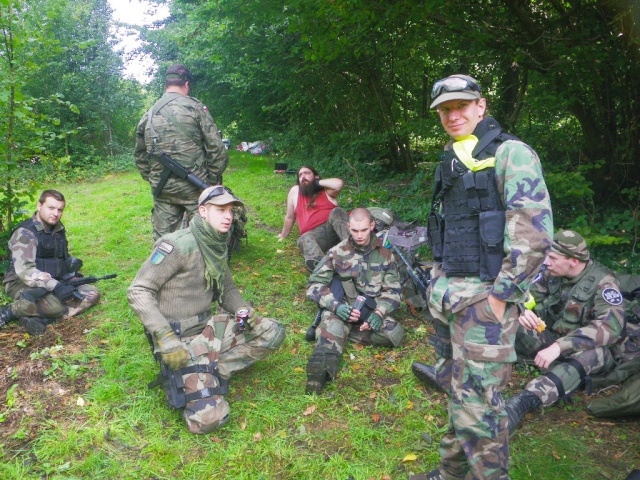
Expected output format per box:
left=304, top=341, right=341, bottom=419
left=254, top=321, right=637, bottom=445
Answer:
left=12, top=217, right=70, bottom=280
left=428, top=117, right=518, bottom=280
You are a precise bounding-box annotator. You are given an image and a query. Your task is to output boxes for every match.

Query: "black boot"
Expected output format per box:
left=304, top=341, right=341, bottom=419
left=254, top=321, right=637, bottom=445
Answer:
left=0, top=304, right=18, bottom=328
left=412, top=362, right=443, bottom=392
left=305, top=350, right=340, bottom=394
left=505, top=390, right=542, bottom=435
left=19, top=316, right=48, bottom=336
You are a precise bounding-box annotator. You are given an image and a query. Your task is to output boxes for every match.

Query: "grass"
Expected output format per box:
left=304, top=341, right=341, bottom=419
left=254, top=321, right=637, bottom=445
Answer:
left=0, top=150, right=638, bottom=479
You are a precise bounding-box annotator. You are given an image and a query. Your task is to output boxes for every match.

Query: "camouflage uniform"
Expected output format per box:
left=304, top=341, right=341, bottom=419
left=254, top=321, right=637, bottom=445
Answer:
left=306, top=234, right=404, bottom=383
left=3, top=215, right=100, bottom=323
left=517, top=259, right=626, bottom=406
left=134, top=92, right=229, bottom=239
left=427, top=140, right=553, bottom=480
left=127, top=228, right=286, bottom=434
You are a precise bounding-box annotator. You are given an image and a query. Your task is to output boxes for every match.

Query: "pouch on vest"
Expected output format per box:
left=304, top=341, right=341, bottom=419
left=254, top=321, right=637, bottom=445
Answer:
left=427, top=210, right=445, bottom=261
left=479, top=210, right=506, bottom=281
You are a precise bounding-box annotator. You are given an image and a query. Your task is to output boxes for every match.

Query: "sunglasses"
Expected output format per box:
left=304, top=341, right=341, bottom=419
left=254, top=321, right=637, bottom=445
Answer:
left=199, top=186, right=235, bottom=206
left=431, top=76, right=481, bottom=99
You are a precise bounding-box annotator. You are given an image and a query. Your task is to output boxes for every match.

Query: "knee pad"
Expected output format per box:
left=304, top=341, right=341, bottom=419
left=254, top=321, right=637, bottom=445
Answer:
left=371, top=321, right=404, bottom=348
left=266, top=322, right=286, bottom=350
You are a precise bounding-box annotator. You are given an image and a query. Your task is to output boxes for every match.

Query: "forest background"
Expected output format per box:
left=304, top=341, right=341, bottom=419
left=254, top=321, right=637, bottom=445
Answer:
left=0, top=0, right=639, bottom=478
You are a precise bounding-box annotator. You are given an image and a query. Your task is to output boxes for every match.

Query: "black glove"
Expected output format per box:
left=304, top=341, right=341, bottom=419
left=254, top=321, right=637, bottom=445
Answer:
left=53, top=283, right=84, bottom=302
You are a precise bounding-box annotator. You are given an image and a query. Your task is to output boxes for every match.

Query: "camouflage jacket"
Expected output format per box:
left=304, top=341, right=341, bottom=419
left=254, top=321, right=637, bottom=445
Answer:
left=127, top=228, right=245, bottom=336
left=531, top=260, right=626, bottom=355
left=134, top=92, right=229, bottom=201
left=428, top=139, right=554, bottom=314
left=2, top=214, right=66, bottom=293
left=307, top=235, right=402, bottom=317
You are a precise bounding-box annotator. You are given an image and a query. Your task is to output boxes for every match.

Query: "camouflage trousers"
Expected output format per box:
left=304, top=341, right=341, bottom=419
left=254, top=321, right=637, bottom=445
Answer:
left=428, top=296, right=519, bottom=480
left=152, top=196, right=200, bottom=241
left=166, top=313, right=285, bottom=434
left=314, top=310, right=404, bottom=356
left=297, top=207, right=349, bottom=262
left=516, top=326, right=617, bottom=406
left=6, top=282, right=100, bottom=321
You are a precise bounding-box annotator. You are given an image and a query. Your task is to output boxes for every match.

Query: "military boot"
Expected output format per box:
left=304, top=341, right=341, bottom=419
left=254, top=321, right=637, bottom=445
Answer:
left=305, top=350, right=340, bottom=394
left=0, top=304, right=18, bottom=328
left=411, top=362, right=443, bottom=392
left=19, top=316, right=49, bottom=336
left=505, top=390, right=542, bottom=435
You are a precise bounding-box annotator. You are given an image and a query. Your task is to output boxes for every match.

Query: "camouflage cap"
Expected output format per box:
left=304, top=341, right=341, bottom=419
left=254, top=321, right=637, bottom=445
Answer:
left=165, top=64, right=192, bottom=82
left=551, top=230, right=590, bottom=261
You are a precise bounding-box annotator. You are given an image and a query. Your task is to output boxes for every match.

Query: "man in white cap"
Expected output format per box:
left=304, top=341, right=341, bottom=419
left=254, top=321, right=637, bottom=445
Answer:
left=410, top=75, right=553, bottom=480
left=128, top=186, right=286, bottom=434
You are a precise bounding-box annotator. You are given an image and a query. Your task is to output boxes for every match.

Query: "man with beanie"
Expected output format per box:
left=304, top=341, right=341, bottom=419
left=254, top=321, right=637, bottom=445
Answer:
left=134, top=64, right=229, bottom=239
left=410, top=75, right=553, bottom=480
left=128, top=186, right=286, bottom=434
left=505, top=230, right=626, bottom=433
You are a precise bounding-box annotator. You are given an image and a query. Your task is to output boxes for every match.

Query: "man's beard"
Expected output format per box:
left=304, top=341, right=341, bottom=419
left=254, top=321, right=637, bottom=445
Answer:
left=300, top=181, right=322, bottom=197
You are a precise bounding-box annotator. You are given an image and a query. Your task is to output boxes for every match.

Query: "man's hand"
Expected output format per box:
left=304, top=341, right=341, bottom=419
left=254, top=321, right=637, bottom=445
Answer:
left=518, top=309, right=541, bottom=330
left=53, top=282, right=85, bottom=303
left=276, top=233, right=286, bottom=242
left=245, top=307, right=262, bottom=329
left=312, top=177, right=321, bottom=189
left=488, top=294, right=506, bottom=321
left=335, top=304, right=353, bottom=321
left=365, top=312, right=383, bottom=332
left=534, top=342, right=561, bottom=370
left=155, top=326, right=189, bottom=370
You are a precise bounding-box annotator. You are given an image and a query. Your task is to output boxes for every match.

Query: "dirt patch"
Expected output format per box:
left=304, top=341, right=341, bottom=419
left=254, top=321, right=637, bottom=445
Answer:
left=0, top=314, right=99, bottom=453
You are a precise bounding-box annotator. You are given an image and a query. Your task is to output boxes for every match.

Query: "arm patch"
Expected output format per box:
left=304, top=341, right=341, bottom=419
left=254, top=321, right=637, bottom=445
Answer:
left=151, top=241, right=174, bottom=265
left=602, top=288, right=623, bottom=306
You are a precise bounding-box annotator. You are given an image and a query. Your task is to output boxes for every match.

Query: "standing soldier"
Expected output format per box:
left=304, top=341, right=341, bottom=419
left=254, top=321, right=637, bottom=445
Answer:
left=305, top=208, right=404, bottom=394
left=134, top=64, right=229, bottom=240
left=410, top=75, right=553, bottom=480
left=0, top=190, right=101, bottom=335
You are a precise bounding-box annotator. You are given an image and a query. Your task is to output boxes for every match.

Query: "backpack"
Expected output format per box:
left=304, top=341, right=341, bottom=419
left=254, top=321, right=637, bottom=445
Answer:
left=227, top=205, right=248, bottom=259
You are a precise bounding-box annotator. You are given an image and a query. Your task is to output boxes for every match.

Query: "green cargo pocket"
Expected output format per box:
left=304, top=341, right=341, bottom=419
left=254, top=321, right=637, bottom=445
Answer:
left=464, top=340, right=516, bottom=363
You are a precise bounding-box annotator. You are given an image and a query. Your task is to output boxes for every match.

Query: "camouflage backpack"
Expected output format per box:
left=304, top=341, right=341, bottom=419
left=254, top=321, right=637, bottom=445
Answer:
left=227, top=205, right=248, bottom=259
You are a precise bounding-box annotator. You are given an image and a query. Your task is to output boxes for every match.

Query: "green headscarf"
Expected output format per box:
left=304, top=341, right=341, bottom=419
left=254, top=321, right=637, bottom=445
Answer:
left=190, top=215, right=229, bottom=297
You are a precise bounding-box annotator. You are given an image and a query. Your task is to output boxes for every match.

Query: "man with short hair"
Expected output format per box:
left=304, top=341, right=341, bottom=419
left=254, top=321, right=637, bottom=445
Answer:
left=305, top=207, right=404, bottom=394
left=135, top=64, right=229, bottom=239
left=277, top=165, right=349, bottom=271
left=0, top=190, right=101, bottom=335
left=505, top=230, right=627, bottom=431
left=128, top=186, right=286, bottom=434
left=410, top=74, right=553, bottom=480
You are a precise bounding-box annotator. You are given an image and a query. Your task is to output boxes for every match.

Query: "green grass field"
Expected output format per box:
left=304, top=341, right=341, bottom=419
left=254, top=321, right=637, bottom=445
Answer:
left=0, top=151, right=638, bottom=479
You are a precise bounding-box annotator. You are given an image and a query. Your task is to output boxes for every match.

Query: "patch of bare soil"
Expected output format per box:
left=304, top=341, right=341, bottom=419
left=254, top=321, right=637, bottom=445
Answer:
left=0, top=314, right=100, bottom=453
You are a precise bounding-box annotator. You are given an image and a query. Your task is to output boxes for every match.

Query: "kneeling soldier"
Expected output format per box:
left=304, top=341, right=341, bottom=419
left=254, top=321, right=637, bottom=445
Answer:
left=128, top=186, right=286, bottom=434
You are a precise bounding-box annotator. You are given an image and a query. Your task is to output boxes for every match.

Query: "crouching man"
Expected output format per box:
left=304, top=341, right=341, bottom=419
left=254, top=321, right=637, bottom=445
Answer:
left=305, top=207, right=404, bottom=394
left=128, top=186, right=286, bottom=434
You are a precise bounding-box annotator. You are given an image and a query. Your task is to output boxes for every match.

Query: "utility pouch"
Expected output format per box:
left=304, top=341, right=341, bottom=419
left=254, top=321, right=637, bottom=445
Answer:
left=478, top=210, right=505, bottom=281
left=427, top=210, right=445, bottom=261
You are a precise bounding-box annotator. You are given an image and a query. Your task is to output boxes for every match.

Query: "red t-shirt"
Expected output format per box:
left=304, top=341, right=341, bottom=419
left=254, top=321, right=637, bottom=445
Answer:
left=295, top=190, right=336, bottom=235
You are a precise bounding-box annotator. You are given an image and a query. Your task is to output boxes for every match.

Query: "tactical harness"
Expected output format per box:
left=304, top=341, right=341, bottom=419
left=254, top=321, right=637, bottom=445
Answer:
left=13, top=218, right=70, bottom=280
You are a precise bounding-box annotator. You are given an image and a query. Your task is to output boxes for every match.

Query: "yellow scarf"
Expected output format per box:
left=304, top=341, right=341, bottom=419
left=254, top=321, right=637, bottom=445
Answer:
left=452, top=135, right=496, bottom=172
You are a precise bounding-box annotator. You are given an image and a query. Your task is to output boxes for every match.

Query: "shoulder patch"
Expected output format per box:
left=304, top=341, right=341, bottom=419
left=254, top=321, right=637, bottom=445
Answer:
left=151, top=241, right=174, bottom=265
left=602, top=288, right=624, bottom=306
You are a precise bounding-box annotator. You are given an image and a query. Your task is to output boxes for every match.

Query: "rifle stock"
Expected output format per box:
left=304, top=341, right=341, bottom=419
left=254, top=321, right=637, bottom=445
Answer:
left=153, top=151, right=210, bottom=197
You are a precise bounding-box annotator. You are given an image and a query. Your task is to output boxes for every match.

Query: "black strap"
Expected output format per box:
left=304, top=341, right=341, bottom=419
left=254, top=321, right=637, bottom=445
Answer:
left=545, top=371, right=566, bottom=399
left=566, top=358, right=592, bottom=394
left=184, top=377, right=229, bottom=401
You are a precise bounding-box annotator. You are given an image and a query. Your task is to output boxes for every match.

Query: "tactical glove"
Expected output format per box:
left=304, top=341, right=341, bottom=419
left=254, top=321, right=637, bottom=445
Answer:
left=366, top=312, right=383, bottom=332
left=335, top=303, right=353, bottom=321
left=53, top=282, right=85, bottom=303
left=155, top=326, right=189, bottom=370
left=245, top=307, right=262, bottom=329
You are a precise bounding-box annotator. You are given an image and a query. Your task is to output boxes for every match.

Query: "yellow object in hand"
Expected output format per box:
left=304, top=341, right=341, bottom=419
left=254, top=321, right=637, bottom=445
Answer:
left=535, top=319, right=547, bottom=333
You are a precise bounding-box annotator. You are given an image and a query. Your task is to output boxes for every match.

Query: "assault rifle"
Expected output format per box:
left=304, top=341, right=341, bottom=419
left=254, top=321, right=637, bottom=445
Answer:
left=20, top=274, right=117, bottom=302
left=153, top=149, right=210, bottom=197
left=390, top=244, right=430, bottom=300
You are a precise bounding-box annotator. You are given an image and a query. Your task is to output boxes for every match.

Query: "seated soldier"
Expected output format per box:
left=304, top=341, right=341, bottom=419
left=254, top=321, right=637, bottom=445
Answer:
left=277, top=165, right=349, bottom=271
left=505, top=230, right=628, bottom=432
left=305, top=207, right=404, bottom=394
left=128, top=186, right=286, bottom=434
left=0, top=190, right=100, bottom=335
